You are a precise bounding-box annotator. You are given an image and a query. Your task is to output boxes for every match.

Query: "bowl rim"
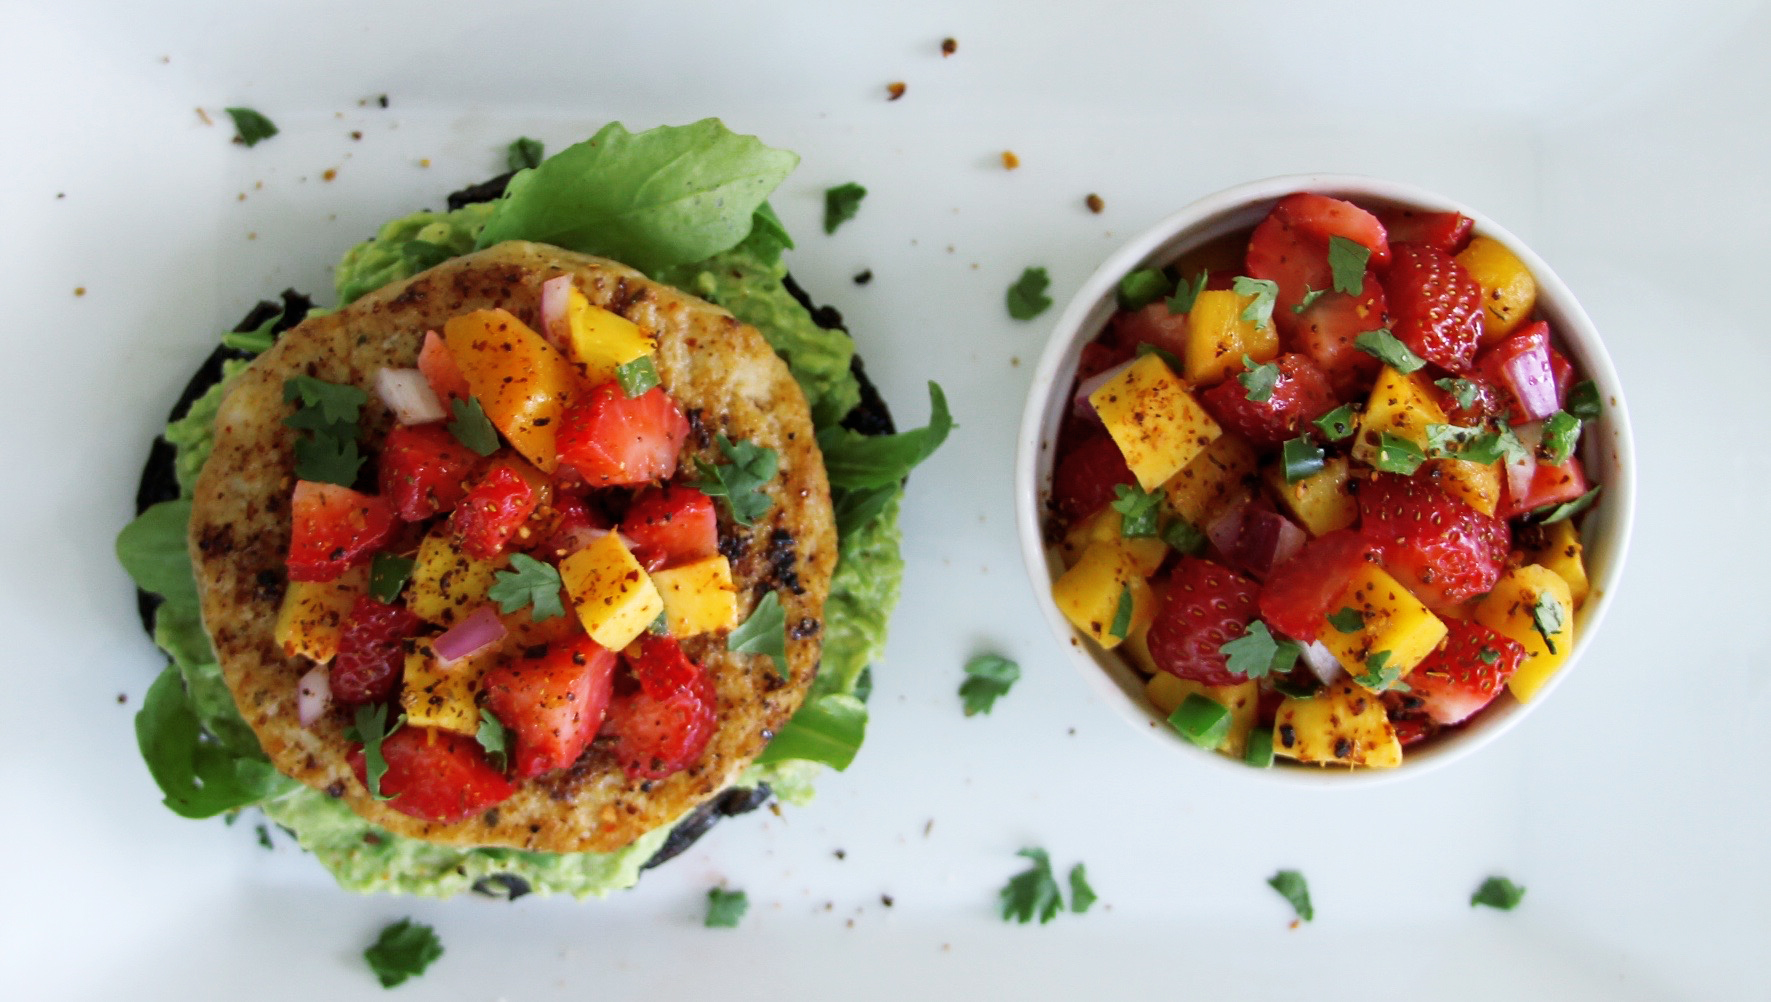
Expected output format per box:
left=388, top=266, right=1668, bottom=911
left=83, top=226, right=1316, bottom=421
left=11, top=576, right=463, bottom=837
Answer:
left=1013, top=172, right=1636, bottom=787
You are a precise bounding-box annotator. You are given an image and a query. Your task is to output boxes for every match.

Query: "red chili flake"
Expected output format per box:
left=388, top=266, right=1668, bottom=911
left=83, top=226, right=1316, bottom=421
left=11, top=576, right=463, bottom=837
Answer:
left=886, top=81, right=907, bottom=101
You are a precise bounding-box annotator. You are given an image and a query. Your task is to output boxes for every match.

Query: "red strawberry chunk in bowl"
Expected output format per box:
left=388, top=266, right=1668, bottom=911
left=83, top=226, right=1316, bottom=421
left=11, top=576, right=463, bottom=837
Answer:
left=1015, top=174, right=1636, bottom=784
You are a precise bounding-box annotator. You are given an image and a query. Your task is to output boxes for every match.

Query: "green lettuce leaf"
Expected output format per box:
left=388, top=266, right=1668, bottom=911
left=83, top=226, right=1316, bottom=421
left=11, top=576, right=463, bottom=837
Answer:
left=816, top=382, right=953, bottom=489
left=135, top=665, right=296, bottom=819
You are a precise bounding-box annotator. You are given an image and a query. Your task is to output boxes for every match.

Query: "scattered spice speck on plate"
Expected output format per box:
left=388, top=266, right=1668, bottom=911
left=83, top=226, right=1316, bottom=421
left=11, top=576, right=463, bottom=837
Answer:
left=1086, top=193, right=1105, bottom=213
left=941, top=37, right=957, bottom=56
left=1001, top=151, right=1021, bottom=170
left=887, top=81, right=907, bottom=100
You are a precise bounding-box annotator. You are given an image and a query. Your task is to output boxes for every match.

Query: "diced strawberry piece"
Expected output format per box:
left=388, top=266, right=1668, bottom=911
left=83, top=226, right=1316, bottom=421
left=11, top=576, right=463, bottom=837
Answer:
left=1290, top=271, right=1387, bottom=398
left=330, top=595, right=421, bottom=706
left=1428, top=373, right=1509, bottom=426
left=555, top=382, right=690, bottom=487
left=1359, top=472, right=1510, bottom=609
left=1258, top=530, right=1379, bottom=641
left=1075, top=339, right=1134, bottom=383
left=1050, top=431, right=1135, bottom=523
left=1109, top=301, right=1191, bottom=359
left=418, top=330, right=471, bottom=404
left=1498, top=456, right=1589, bottom=519
left=1245, top=212, right=1331, bottom=338
left=1199, top=352, right=1339, bottom=450
left=1375, top=208, right=1473, bottom=256
left=378, top=423, right=483, bottom=522
left=527, top=492, right=609, bottom=561
left=1404, top=620, right=1526, bottom=725
left=1382, top=243, right=1485, bottom=373
left=480, top=635, right=617, bottom=780
left=1274, top=193, right=1392, bottom=268
left=1144, top=556, right=1262, bottom=687
left=451, top=457, right=543, bottom=560
left=1549, top=349, right=1575, bottom=404
left=348, top=726, right=515, bottom=823
left=287, top=481, right=398, bottom=583
left=601, top=634, right=717, bottom=780
left=620, top=485, right=719, bottom=572
left=1382, top=695, right=1441, bottom=748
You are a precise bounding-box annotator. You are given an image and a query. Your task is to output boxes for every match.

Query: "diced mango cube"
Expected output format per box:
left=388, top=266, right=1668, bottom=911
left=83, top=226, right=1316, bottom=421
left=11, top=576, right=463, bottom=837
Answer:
left=1263, top=455, right=1358, bottom=536
left=1317, top=563, right=1448, bottom=688
left=1051, top=541, right=1155, bottom=650
left=562, top=285, right=655, bottom=385
left=1059, top=506, right=1168, bottom=576
left=1474, top=564, right=1575, bottom=703
left=399, top=638, right=484, bottom=735
left=651, top=555, right=739, bottom=637
left=1185, top=288, right=1279, bottom=386
left=408, top=530, right=506, bottom=628
left=1520, top=520, right=1589, bottom=608
left=1353, top=367, right=1448, bottom=467
left=1273, top=680, right=1402, bottom=768
left=1145, top=674, right=1260, bottom=758
left=560, top=532, right=664, bottom=651
left=1089, top=353, right=1223, bottom=491
left=442, top=308, right=578, bottom=472
left=1456, top=236, right=1537, bottom=345
left=273, top=565, right=369, bottom=662
left=1161, top=432, right=1258, bottom=527
left=1424, top=457, right=1502, bottom=517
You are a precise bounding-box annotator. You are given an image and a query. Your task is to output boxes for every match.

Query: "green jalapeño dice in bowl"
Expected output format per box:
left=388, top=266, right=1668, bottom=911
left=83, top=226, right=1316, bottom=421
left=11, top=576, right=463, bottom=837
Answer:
left=1015, top=175, right=1633, bottom=778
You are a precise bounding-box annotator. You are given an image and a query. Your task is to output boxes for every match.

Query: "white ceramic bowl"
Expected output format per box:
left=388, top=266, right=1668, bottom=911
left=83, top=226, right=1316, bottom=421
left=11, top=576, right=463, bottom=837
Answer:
left=1014, top=174, right=1635, bottom=783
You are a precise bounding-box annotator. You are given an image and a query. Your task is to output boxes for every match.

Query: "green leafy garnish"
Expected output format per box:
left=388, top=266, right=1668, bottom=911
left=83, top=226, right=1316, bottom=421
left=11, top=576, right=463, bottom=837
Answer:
left=692, top=434, right=779, bottom=525
left=1161, top=518, right=1206, bottom=556
left=1068, top=864, right=1097, bottom=914
left=648, top=607, right=670, bottom=636
left=832, top=484, right=898, bottom=540
left=1532, top=485, right=1602, bottom=524
left=1425, top=423, right=1529, bottom=466
left=1327, top=607, right=1365, bottom=633
left=475, top=119, right=799, bottom=275
left=1135, top=340, right=1185, bottom=373
left=1117, top=268, right=1173, bottom=311
left=705, top=887, right=750, bottom=928
left=1327, top=236, right=1369, bottom=295
left=1293, top=287, right=1327, bottom=314
left=1313, top=404, right=1357, bottom=441
left=116, top=500, right=199, bottom=606
left=447, top=397, right=500, bottom=457
left=1352, top=650, right=1408, bottom=692
left=615, top=356, right=661, bottom=398
left=1373, top=432, right=1426, bottom=475
left=475, top=709, right=509, bottom=773
left=1000, top=849, right=1063, bottom=924
left=1471, top=876, right=1527, bottom=911
left=1007, top=266, right=1053, bottom=320
left=1107, top=586, right=1135, bottom=640
left=1232, top=276, right=1279, bottom=330
left=1244, top=728, right=1276, bottom=768
left=345, top=704, right=403, bottom=801
left=753, top=693, right=867, bottom=771
left=815, top=382, right=952, bottom=489
left=1168, top=693, right=1231, bottom=749
left=290, top=435, right=361, bottom=486
left=1238, top=355, right=1279, bottom=402
left=1435, top=377, right=1482, bottom=411
left=1268, top=870, right=1314, bottom=922
left=222, top=306, right=283, bottom=354
left=369, top=553, right=415, bottom=605
left=729, top=590, right=788, bottom=678
left=1354, top=329, right=1427, bottom=374
left=281, top=376, right=367, bottom=485
left=1220, top=621, right=1302, bottom=680
left=363, top=918, right=443, bottom=988
left=1540, top=410, right=1581, bottom=466
left=224, top=107, right=278, bottom=147
left=488, top=553, right=566, bottom=621
left=960, top=654, right=1021, bottom=717
left=1110, top=483, right=1162, bottom=538
left=1568, top=380, right=1602, bottom=422
left=1530, top=592, right=1565, bottom=654
left=1282, top=436, right=1326, bottom=483
left=134, top=665, right=296, bottom=819
left=507, top=136, right=545, bottom=171
left=823, top=181, right=867, bottom=234
left=1166, top=270, right=1208, bottom=314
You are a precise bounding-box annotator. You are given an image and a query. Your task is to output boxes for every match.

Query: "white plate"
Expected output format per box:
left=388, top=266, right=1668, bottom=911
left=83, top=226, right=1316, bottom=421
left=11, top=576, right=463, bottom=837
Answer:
left=4, top=2, right=1768, bottom=999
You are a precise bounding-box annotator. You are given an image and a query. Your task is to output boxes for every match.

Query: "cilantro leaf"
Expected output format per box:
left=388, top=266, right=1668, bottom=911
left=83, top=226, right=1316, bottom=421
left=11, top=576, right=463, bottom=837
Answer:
left=1314, top=404, right=1357, bottom=441
left=1327, top=236, right=1370, bottom=295
left=692, top=434, right=779, bottom=525
left=1292, top=286, right=1327, bottom=314
left=1532, top=485, right=1602, bottom=524
left=291, top=433, right=362, bottom=486
left=1540, top=410, right=1581, bottom=466
left=1268, top=870, right=1314, bottom=922
left=1161, top=518, right=1206, bottom=556
left=363, top=918, right=443, bottom=988
left=1282, top=436, right=1326, bottom=483
left=1232, top=276, right=1279, bottom=330
left=1435, top=377, right=1482, bottom=411
left=283, top=375, right=367, bottom=427
left=345, top=703, right=403, bottom=801
left=1568, top=380, right=1602, bottom=422
left=1107, top=585, right=1135, bottom=641
left=1327, top=607, right=1364, bottom=633
left=222, top=307, right=282, bottom=354
left=447, top=397, right=500, bottom=457
left=1352, top=650, right=1408, bottom=692
left=1219, top=620, right=1301, bottom=680
left=507, top=136, right=545, bottom=171
left=1068, top=864, right=1097, bottom=914
left=1238, top=355, right=1280, bottom=402
left=1166, top=270, right=1208, bottom=314
left=1425, top=422, right=1528, bottom=465
left=823, top=181, right=867, bottom=234
left=1530, top=592, right=1565, bottom=654
left=729, top=590, right=788, bottom=678
left=705, top=887, right=750, bottom=928
left=1000, top=848, right=1063, bottom=924
left=475, top=708, right=509, bottom=773
left=488, top=553, right=566, bottom=621
left=1471, top=876, right=1527, bottom=911
left=960, top=653, right=1021, bottom=717
left=369, top=553, right=415, bottom=605
left=615, top=355, right=661, bottom=397
left=1117, top=268, right=1173, bottom=311
left=815, top=382, right=952, bottom=489
left=1007, top=266, right=1053, bottom=320
left=1110, top=484, right=1162, bottom=538
left=1373, top=432, right=1426, bottom=475
left=224, top=107, right=279, bottom=147
left=1354, top=329, right=1427, bottom=374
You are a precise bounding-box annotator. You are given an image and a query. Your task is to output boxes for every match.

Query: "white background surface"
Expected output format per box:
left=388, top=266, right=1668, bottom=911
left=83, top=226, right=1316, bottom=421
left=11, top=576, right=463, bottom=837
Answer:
left=2, top=2, right=1766, bottom=999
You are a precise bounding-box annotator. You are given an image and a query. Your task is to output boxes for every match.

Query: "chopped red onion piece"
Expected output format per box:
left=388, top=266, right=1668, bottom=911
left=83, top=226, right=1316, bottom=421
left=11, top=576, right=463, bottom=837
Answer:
left=375, top=367, right=447, bottom=425
left=1225, top=506, right=1306, bottom=579
left=1204, top=498, right=1248, bottom=557
left=1505, top=421, right=1542, bottom=501
left=434, top=604, right=507, bottom=666
left=297, top=665, right=331, bottom=728
left=539, top=274, right=574, bottom=351
left=1299, top=641, right=1345, bottom=686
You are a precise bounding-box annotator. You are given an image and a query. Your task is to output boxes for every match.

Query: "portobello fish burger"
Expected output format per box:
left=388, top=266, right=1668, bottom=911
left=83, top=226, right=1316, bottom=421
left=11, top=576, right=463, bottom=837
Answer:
left=116, top=120, right=949, bottom=897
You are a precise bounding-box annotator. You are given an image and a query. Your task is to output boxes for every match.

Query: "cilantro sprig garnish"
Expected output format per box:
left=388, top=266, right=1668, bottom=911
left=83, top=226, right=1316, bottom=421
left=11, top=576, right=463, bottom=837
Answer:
left=1530, top=592, right=1566, bottom=654
left=475, top=709, right=509, bottom=773
left=705, top=887, right=750, bottom=928
left=1007, top=266, right=1053, bottom=320
left=282, top=375, right=367, bottom=485
left=224, top=107, right=279, bottom=147
left=692, top=434, right=779, bottom=525
left=1068, top=864, right=1097, bottom=914
left=1293, top=287, right=1327, bottom=314
left=1000, top=849, right=1063, bottom=924
left=1161, top=518, right=1206, bottom=556
left=823, top=181, right=867, bottom=235
left=1425, top=422, right=1529, bottom=466
left=1268, top=870, right=1314, bottom=922
left=1327, top=236, right=1369, bottom=295
left=1110, top=483, right=1162, bottom=538
left=1232, top=276, right=1279, bottom=330
left=488, top=553, right=566, bottom=620
left=1238, top=355, right=1280, bottom=402
left=1373, top=433, right=1427, bottom=475
left=1352, top=650, right=1409, bottom=692
left=960, top=653, right=1021, bottom=716
left=1435, top=377, right=1482, bottom=411
left=507, top=136, right=545, bottom=171
left=369, top=552, right=415, bottom=604
left=1540, top=410, right=1581, bottom=466
left=729, top=589, right=788, bottom=678
left=1314, top=404, right=1357, bottom=441
left=447, top=397, right=500, bottom=456
left=363, top=918, right=443, bottom=988
left=1471, top=876, right=1527, bottom=911
left=1167, top=270, right=1208, bottom=314
left=1355, top=329, right=1427, bottom=374
left=1117, top=268, right=1173, bottom=311
left=1567, top=380, right=1602, bottom=422
left=1219, top=620, right=1301, bottom=679
left=345, top=704, right=403, bottom=801
left=1327, top=607, right=1365, bottom=633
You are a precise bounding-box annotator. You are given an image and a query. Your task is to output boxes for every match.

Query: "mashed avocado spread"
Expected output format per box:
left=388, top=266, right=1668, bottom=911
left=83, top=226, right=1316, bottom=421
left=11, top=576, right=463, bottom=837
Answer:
left=120, top=179, right=907, bottom=897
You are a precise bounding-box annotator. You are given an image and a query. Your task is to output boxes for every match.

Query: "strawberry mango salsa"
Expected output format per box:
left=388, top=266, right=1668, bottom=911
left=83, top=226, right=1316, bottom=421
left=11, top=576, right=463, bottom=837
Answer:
left=1046, top=193, right=1602, bottom=769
